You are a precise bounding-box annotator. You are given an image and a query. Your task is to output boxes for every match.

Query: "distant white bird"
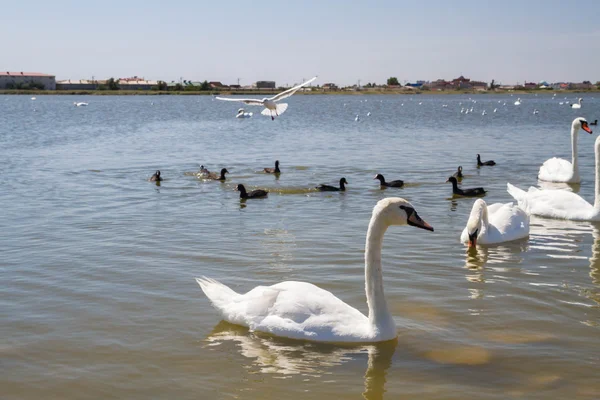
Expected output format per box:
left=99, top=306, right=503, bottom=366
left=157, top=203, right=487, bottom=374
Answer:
left=514, top=98, right=521, bottom=105
left=559, top=102, right=564, bottom=105
left=493, top=108, right=497, bottom=113
left=533, top=109, right=539, bottom=114
left=367, top=112, right=371, bottom=116
left=418, top=102, right=422, bottom=105
left=470, top=107, right=474, bottom=112
left=31, top=97, right=36, bottom=101
left=216, top=76, right=317, bottom=120
left=482, top=110, right=487, bottom=116
left=236, top=108, right=253, bottom=118
left=73, top=102, right=88, bottom=107
left=355, top=114, right=360, bottom=122
left=503, top=102, right=506, bottom=106
left=571, top=98, right=583, bottom=109
left=461, top=108, right=465, bottom=114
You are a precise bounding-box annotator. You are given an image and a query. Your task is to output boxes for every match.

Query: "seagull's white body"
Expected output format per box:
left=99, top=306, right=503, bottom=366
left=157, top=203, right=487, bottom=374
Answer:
left=216, top=77, right=316, bottom=120
left=74, top=102, right=88, bottom=107
left=31, top=97, right=36, bottom=101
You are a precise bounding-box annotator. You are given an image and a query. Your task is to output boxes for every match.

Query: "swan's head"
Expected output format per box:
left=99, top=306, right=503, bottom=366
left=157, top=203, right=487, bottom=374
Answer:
left=220, top=168, right=229, bottom=175
left=237, top=108, right=244, bottom=114
left=340, top=177, right=348, bottom=185
left=373, top=173, right=385, bottom=182
left=373, top=198, right=434, bottom=231
left=466, top=199, right=486, bottom=247
left=236, top=184, right=246, bottom=192
left=573, top=117, right=593, bottom=134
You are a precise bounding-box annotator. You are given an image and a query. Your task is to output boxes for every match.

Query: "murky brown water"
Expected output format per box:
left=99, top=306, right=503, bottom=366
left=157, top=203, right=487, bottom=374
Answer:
left=1, top=94, right=599, bottom=399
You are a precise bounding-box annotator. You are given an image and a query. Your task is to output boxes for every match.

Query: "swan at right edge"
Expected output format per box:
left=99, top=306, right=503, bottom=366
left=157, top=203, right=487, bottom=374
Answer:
left=508, top=133, right=600, bottom=221
left=196, top=198, right=434, bottom=343
left=538, top=117, right=593, bottom=183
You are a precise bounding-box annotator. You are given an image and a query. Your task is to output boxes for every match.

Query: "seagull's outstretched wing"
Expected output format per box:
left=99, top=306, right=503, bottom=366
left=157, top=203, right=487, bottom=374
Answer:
left=216, top=97, right=264, bottom=106
left=269, top=76, right=317, bottom=102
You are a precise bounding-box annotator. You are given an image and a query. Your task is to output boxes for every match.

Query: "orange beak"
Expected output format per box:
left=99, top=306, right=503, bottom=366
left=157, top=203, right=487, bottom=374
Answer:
left=582, top=122, right=593, bottom=134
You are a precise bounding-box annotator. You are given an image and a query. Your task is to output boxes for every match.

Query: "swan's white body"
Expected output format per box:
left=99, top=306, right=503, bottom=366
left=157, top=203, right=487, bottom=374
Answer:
left=196, top=198, right=433, bottom=343
left=538, top=118, right=593, bottom=183
left=571, top=98, right=582, bottom=109
left=74, top=102, right=88, bottom=107
left=460, top=199, right=529, bottom=246
left=236, top=108, right=253, bottom=118
left=216, top=77, right=316, bottom=120
left=508, top=132, right=600, bottom=221
left=514, top=98, right=521, bottom=105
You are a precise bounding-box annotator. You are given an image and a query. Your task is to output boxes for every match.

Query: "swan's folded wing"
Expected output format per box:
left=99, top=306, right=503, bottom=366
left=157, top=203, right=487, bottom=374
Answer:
left=488, top=203, right=530, bottom=239
left=522, top=189, right=596, bottom=220
left=216, top=97, right=264, bottom=106
left=248, top=281, right=371, bottom=342
left=269, top=77, right=317, bottom=102
left=538, top=157, right=575, bottom=182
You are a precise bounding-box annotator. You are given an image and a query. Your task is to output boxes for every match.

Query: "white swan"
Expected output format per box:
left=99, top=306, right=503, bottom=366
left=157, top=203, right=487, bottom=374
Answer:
left=195, top=198, right=434, bottom=343
left=235, top=108, right=252, bottom=118
left=514, top=98, right=521, bottom=105
left=507, top=131, right=600, bottom=221
left=216, top=76, right=316, bottom=120
left=73, top=102, right=88, bottom=107
left=538, top=117, right=593, bottom=183
left=571, top=98, right=583, bottom=109
left=460, top=199, right=529, bottom=247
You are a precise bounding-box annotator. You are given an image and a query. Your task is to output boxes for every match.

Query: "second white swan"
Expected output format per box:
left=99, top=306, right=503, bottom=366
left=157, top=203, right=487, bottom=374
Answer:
left=460, top=199, right=530, bottom=247
left=196, top=198, right=434, bottom=343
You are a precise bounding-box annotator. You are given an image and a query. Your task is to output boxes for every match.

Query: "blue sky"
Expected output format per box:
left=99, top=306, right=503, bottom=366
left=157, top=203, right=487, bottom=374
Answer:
left=2, top=0, right=599, bottom=86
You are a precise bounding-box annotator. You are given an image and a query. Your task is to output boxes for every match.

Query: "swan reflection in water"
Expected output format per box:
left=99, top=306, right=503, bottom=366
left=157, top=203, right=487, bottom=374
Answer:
left=205, top=321, right=396, bottom=400
left=589, top=226, right=600, bottom=290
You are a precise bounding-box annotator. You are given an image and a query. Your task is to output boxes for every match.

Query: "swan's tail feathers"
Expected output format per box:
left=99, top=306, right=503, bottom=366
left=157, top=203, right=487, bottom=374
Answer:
left=507, top=183, right=526, bottom=202
left=195, top=277, right=241, bottom=313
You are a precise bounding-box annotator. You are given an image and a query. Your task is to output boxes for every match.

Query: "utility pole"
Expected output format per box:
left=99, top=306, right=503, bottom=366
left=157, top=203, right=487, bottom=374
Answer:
left=237, top=78, right=240, bottom=86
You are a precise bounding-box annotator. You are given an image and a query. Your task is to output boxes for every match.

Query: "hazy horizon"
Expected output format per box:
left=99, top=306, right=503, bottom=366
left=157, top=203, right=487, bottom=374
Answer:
left=3, top=0, right=599, bottom=86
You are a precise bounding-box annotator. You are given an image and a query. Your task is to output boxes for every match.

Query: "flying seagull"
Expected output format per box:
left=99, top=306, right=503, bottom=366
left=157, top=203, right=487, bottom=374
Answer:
left=216, top=76, right=317, bottom=120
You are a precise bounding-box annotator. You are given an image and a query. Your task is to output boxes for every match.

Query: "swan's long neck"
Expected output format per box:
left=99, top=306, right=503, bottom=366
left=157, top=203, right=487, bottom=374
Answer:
left=468, top=201, right=489, bottom=236
left=571, top=125, right=579, bottom=173
left=595, top=136, right=600, bottom=209
left=364, top=211, right=394, bottom=330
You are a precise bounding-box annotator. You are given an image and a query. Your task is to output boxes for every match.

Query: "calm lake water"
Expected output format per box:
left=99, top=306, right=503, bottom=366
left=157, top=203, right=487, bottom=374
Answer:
left=1, top=93, right=599, bottom=399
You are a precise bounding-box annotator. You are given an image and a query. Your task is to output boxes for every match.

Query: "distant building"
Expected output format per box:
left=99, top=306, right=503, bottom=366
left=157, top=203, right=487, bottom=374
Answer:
left=0, top=71, right=56, bottom=90
left=228, top=84, right=241, bottom=89
left=256, top=81, right=276, bottom=89
left=523, top=82, right=537, bottom=89
left=209, top=81, right=226, bottom=89
left=322, top=83, right=338, bottom=90
left=119, top=76, right=157, bottom=90
left=425, top=79, right=451, bottom=90
left=56, top=79, right=102, bottom=90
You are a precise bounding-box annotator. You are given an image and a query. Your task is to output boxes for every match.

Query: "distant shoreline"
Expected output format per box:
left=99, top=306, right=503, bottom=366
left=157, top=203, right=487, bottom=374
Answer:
left=1, top=89, right=599, bottom=96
